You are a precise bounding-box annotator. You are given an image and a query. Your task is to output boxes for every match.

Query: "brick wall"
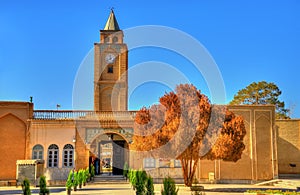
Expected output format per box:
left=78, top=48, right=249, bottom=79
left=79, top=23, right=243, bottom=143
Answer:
left=195, top=105, right=277, bottom=182
left=0, top=102, right=33, bottom=180
left=75, top=130, right=89, bottom=170
left=276, top=119, right=300, bottom=174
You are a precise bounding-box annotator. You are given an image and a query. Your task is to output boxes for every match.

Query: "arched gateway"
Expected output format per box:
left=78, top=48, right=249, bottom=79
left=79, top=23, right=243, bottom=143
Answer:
left=89, top=132, right=130, bottom=175
left=74, top=111, right=134, bottom=176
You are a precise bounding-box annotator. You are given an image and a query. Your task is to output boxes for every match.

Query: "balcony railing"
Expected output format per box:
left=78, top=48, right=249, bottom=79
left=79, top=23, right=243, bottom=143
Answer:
left=33, top=110, right=136, bottom=120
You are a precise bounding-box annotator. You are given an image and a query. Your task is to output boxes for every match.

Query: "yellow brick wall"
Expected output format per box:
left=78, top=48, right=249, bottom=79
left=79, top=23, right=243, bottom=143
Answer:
left=75, top=130, right=89, bottom=170
left=196, top=105, right=277, bottom=182
left=0, top=102, right=32, bottom=180
left=276, top=119, right=300, bottom=174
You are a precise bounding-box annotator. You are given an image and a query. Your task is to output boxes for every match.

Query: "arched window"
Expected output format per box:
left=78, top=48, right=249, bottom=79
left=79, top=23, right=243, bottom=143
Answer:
left=112, top=36, right=118, bottom=43
left=107, top=65, right=113, bottom=73
left=48, top=144, right=59, bottom=167
left=104, top=37, right=110, bottom=43
left=32, top=144, right=43, bottom=160
left=63, top=144, right=74, bottom=167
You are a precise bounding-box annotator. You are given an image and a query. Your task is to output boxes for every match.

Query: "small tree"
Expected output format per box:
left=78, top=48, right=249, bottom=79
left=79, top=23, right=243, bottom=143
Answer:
left=78, top=170, right=83, bottom=188
left=145, top=175, right=154, bottom=195
left=73, top=171, right=79, bottom=191
left=129, top=169, right=137, bottom=190
left=85, top=167, right=90, bottom=182
left=134, top=170, right=147, bottom=195
left=128, top=168, right=133, bottom=183
left=230, top=81, right=290, bottom=119
left=39, top=176, right=49, bottom=195
left=66, top=171, right=73, bottom=194
left=123, top=162, right=129, bottom=181
left=22, top=178, right=31, bottom=195
left=90, top=164, right=95, bottom=179
left=161, top=177, right=178, bottom=195
left=82, top=169, right=87, bottom=186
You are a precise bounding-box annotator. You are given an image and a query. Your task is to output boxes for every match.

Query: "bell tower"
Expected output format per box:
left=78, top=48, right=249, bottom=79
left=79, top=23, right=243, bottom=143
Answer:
left=94, top=10, right=128, bottom=111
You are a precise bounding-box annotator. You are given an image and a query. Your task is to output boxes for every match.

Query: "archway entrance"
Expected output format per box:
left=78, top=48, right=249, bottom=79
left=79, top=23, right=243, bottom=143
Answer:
left=89, top=133, right=129, bottom=176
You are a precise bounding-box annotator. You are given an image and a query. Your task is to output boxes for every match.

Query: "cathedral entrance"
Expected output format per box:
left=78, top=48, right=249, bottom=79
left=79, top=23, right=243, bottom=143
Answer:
left=99, top=140, right=113, bottom=175
left=112, top=140, right=125, bottom=175
left=89, top=132, right=129, bottom=176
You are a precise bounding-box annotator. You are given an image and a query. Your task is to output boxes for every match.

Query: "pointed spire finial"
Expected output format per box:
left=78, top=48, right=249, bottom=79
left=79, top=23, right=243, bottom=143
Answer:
left=103, top=8, right=120, bottom=31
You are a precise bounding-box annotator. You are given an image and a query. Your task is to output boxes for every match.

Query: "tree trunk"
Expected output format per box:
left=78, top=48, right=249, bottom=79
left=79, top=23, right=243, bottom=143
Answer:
left=180, top=158, right=199, bottom=187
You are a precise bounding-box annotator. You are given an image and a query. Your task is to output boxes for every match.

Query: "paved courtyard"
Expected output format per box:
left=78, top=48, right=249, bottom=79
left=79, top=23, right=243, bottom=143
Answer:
left=0, top=179, right=299, bottom=195
left=0, top=184, right=242, bottom=195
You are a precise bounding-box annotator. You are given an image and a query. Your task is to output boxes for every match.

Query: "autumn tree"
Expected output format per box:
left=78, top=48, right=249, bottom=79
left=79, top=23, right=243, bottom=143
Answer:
left=131, top=84, right=246, bottom=186
left=230, top=81, right=290, bottom=119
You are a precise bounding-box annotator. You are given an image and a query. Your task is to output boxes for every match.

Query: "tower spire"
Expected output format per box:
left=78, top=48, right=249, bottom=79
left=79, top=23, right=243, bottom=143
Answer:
left=103, top=9, right=120, bottom=31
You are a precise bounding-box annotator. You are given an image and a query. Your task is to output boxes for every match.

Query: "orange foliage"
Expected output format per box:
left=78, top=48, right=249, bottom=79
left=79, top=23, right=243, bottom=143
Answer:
left=131, top=84, right=246, bottom=186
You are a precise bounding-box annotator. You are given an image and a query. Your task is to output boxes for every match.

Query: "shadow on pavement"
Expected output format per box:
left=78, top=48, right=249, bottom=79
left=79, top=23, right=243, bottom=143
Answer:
left=0, top=188, right=65, bottom=195
left=204, top=187, right=297, bottom=193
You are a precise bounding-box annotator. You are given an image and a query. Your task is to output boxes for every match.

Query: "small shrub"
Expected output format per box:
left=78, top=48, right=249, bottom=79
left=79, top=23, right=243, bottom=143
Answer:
left=39, top=176, right=49, bottom=195
left=78, top=169, right=84, bottom=188
left=66, top=171, right=73, bottom=191
left=22, top=178, right=31, bottom=195
left=123, top=162, right=129, bottom=180
left=85, top=167, right=90, bottom=182
left=145, top=175, right=154, bottom=195
left=90, top=164, right=95, bottom=178
left=82, top=169, right=87, bottom=185
left=192, top=178, right=199, bottom=185
left=135, top=170, right=148, bottom=194
left=128, top=168, right=132, bottom=182
left=129, top=169, right=137, bottom=188
left=161, top=177, right=179, bottom=195
left=190, top=178, right=204, bottom=195
left=73, top=171, right=79, bottom=190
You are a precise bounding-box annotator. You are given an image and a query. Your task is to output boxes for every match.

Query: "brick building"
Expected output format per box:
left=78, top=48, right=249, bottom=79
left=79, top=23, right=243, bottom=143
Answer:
left=0, top=10, right=299, bottom=185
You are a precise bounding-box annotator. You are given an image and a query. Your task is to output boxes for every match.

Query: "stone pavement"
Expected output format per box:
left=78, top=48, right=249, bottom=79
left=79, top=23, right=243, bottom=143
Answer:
left=0, top=184, right=241, bottom=195
left=0, top=179, right=299, bottom=195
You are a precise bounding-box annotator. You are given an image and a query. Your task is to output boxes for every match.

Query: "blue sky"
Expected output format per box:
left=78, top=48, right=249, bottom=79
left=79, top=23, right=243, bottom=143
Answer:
left=0, top=0, right=299, bottom=118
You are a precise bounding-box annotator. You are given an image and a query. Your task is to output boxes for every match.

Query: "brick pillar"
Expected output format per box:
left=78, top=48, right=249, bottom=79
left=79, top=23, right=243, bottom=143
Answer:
left=75, top=131, right=89, bottom=170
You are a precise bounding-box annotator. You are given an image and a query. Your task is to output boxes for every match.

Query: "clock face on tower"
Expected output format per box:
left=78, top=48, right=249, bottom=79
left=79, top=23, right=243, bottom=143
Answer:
left=105, top=53, right=115, bottom=64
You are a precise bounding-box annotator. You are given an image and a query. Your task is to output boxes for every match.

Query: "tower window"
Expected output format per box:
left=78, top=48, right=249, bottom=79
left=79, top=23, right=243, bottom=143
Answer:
left=108, top=65, right=113, bottom=73
left=113, top=36, right=118, bottom=43
left=104, top=37, right=110, bottom=43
